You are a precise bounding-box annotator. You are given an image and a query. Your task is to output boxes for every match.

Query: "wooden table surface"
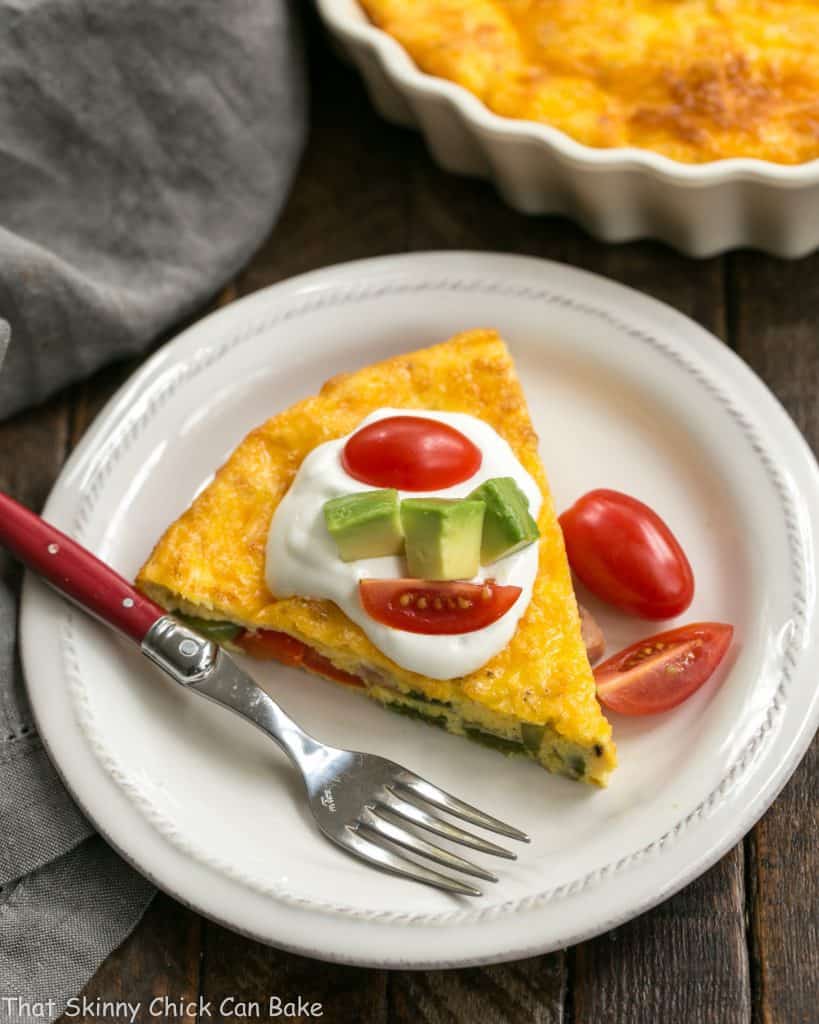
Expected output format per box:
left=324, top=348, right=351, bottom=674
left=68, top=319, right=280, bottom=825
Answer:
left=2, top=12, right=816, bottom=1024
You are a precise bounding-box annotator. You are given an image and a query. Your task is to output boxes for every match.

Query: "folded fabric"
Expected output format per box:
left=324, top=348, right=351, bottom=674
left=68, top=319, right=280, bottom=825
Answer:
left=0, top=841, right=155, bottom=1024
left=0, top=0, right=306, bottom=421
left=0, top=0, right=307, bottom=1017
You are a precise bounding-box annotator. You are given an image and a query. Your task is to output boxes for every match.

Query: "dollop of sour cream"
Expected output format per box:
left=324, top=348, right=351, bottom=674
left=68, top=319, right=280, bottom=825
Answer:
left=265, top=409, right=542, bottom=680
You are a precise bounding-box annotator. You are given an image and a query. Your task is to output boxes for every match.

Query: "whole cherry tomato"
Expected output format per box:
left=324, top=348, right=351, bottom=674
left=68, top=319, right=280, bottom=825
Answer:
left=342, top=416, right=482, bottom=491
left=595, top=622, right=733, bottom=715
left=559, top=489, right=694, bottom=619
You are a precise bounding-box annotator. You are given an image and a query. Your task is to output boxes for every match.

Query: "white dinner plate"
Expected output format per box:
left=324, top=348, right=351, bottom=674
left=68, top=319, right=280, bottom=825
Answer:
left=21, top=252, right=819, bottom=967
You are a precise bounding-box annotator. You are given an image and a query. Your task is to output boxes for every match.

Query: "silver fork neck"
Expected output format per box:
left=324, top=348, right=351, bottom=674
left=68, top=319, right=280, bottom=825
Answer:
left=142, top=616, right=324, bottom=776
left=142, top=616, right=218, bottom=684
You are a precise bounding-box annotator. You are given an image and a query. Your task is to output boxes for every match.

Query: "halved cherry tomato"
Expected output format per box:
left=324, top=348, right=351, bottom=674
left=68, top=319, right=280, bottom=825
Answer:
left=559, top=489, right=694, bottom=620
left=359, top=578, right=521, bottom=634
left=594, top=622, right=733, bottom=716
left=342, top=416, right=482, bottom=491
left=237, top=629, right=364, bottom=687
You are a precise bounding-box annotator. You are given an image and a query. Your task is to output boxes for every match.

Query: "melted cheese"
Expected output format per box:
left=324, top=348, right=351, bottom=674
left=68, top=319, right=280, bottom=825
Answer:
left=360, top=0, right=819, bottom=164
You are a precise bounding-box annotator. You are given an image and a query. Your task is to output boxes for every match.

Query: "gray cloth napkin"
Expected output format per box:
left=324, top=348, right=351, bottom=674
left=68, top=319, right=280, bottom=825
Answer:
left=0, top=0, right=306, bottom=421
left=0, top=0, right=306, bottom=1017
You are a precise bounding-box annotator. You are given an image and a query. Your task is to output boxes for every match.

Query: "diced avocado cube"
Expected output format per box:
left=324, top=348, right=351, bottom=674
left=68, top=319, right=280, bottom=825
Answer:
left=467, top=476, right=540, bottom=565
left=177, top=615, right=241, bottom=644
left=323, top=489, right=404, bottom=562
left=400, top=498, right=484, bottom=580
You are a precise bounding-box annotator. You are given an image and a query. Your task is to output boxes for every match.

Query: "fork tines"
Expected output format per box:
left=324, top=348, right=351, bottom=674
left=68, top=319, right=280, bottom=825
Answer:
left=344, top=770, right=529, bottom=897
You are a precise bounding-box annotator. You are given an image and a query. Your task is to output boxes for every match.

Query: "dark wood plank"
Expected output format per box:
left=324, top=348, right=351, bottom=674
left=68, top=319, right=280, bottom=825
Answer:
left=727, top=252, right=819, bottom=452
left=200, top=924, right=387, bottom=1024
left=573, top=847, right=750, bottom=1024
left=56, top=894, right=202, bottom=1024
left=0, top=397, right=69, bottom=509
left=391, top=957, right=566, bottom=1024
left=408, top=157, right=725, bottom=335
left=746, top=747, right=819, bottom=1024
left=727, top=249, right=819, bottom=1024
left=233, top=13, right=414, bottom=297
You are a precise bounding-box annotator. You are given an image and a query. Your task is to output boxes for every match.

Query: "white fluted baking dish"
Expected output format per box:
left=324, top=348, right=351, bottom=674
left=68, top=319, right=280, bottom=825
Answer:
left=316, top=0, right=819, bottom=258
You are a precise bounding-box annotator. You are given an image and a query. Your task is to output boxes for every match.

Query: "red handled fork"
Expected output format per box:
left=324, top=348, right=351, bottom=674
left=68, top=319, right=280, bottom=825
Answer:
left=0, top=492, right=528, bottom=896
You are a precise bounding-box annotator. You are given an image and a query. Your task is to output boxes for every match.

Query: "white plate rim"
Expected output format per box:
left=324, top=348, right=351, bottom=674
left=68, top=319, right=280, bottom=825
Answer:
left=21, top=251, right=819, bottom=966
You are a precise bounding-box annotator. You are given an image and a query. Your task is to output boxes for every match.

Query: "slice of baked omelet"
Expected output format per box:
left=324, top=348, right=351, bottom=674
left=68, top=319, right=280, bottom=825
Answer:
left=137, top=330, right=616, bottom=786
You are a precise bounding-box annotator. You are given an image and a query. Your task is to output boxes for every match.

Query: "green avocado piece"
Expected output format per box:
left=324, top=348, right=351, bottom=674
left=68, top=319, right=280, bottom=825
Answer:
left=467, top=476, right=540, bottom=565
left=323, top=489, right=404, bottom=562
left=464, top=727, right=525, bottom=756
left=176, top=615, right=240, bottom=644
left=521, top=722, right=545, bottom=754
left=400, top=498, right=484, bottom=580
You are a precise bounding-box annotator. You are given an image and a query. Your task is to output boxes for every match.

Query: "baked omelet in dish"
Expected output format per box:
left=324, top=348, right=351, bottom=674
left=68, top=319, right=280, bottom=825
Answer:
left=359, top=0, right=819, bottom=164
left=137, top=330, right=616, bottom=786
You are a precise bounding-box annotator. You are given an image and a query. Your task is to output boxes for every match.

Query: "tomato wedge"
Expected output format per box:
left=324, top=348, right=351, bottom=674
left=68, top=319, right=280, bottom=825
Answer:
left=559, top=489, right=694, bottom=620
left=236, top=629, right=364, bottom=687
left=594, top=622, right=733, bottom=716
left=359, top=579, right=521, bottom=634
left=302, top=649, right=365, bottom=688
left=236, top=629, right=307, bottom=665
left=342, top=415, right=482, bottom=491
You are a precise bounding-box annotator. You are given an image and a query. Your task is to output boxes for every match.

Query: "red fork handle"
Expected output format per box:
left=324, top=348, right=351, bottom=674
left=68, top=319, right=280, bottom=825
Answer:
left=0, top=491, right=165, bottom=644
